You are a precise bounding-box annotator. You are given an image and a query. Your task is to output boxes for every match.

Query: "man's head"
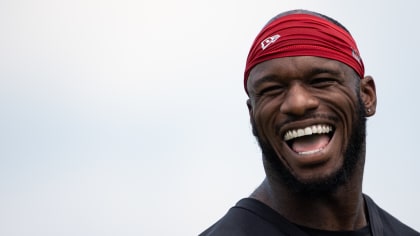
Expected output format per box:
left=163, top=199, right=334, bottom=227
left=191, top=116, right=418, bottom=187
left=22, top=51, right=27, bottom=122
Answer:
left=245, top=10, right=377, bottom=195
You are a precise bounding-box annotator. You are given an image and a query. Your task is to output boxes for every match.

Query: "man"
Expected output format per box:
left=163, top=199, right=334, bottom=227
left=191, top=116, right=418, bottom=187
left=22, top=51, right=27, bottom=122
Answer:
left=200, top=9, right=419, bottom=236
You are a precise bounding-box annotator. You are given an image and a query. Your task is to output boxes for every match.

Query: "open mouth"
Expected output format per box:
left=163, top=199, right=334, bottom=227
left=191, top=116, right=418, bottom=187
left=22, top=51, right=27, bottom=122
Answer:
left=284, top=124, right=334, bottom=155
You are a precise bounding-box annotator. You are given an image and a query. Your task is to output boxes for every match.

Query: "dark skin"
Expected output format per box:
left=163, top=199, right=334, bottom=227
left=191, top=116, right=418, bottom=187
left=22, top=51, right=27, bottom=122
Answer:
left=246, top=56, right=377, bottom=231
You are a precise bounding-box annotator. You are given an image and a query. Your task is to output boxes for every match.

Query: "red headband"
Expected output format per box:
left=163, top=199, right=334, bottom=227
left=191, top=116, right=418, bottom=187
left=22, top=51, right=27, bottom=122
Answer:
left=244, top=13, right=364, bottom=94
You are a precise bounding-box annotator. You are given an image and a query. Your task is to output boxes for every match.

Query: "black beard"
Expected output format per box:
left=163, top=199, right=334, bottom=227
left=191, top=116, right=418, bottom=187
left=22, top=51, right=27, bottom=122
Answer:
left=252, top=97, right=366, bottom=196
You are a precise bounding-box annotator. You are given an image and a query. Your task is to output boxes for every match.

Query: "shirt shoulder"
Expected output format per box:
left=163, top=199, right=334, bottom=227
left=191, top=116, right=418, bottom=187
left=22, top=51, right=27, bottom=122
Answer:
left=364, top=194, right=420, bottom=236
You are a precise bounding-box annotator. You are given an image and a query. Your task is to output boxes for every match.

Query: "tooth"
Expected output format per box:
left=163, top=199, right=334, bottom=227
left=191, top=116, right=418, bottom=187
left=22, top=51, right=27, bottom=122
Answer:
left=297, top=129, right=304, bottom=137
left=304, top=127, right=312, bottom=135
left=284, top=132, right=291, bottom=141
left=293, top=130, right=298, bottom=138
left=312, top=125, right=317, bottom=134
left=317, top=125, right=322, bottom=133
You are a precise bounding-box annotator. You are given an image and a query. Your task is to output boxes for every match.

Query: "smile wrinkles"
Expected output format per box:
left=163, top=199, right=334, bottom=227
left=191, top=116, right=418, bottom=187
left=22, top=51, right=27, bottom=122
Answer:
left=284, top=124, right=333, bottom=141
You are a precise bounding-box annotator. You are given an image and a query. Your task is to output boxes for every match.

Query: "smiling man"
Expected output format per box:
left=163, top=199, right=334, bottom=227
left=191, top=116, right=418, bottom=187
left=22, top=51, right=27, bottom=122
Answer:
left=200, top=10, right=419, bottom=236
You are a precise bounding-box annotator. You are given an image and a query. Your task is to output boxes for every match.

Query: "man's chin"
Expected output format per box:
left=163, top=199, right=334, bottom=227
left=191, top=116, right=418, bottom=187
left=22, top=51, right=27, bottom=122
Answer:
left=263, top=155, right=347, bottom=196
left=288, top=170, right=347, bottom=196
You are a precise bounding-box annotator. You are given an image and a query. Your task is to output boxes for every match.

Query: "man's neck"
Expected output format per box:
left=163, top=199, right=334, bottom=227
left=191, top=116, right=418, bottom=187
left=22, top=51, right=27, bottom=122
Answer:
left=250, top=177, right=367, bottom=231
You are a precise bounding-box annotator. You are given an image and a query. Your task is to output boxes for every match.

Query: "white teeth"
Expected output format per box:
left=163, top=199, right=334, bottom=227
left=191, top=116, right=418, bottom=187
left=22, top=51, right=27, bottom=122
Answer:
left=297, top=129, right=304, bottom=136
left=304, top=127, right=312, bottom=135
left=284, top=124, right=333, bottom=141
left=298, top=148, right=324, bottom=155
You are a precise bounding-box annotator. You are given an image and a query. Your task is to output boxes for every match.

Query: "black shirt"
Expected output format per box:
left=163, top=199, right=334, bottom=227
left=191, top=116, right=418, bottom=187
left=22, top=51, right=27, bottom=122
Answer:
left=298, top=224, right=371, bottom=236
left=200, top=194, right=419, bottom=236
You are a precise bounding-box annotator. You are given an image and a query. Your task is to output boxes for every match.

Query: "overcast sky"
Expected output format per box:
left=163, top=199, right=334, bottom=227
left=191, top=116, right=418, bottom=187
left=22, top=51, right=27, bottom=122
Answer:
left=1, top=0, right=419, bottom=235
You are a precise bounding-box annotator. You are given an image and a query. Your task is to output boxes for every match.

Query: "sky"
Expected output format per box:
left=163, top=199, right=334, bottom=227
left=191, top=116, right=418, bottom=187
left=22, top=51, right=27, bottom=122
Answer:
left=0, top=0, right=419, bottom=235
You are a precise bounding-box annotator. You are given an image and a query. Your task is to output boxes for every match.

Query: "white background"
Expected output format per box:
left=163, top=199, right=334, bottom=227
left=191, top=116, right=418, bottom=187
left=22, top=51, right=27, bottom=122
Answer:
left=1, top=0, right=419, bottom=235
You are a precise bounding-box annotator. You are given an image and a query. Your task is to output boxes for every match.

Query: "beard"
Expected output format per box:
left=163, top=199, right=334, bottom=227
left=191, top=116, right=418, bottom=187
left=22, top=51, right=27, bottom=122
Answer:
left=252, top=96, right=367, bottom=196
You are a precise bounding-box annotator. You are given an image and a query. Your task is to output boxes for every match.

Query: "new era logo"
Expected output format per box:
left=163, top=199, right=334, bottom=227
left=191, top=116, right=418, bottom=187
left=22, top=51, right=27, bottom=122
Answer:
left=261, top=34, right=281, bottom=50
left=352, top=49, right=362, bottom=63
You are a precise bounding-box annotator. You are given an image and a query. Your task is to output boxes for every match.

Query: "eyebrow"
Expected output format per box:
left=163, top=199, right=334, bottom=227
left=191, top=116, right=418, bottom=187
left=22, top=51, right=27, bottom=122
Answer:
left=308, top=67, right=342, bottom=77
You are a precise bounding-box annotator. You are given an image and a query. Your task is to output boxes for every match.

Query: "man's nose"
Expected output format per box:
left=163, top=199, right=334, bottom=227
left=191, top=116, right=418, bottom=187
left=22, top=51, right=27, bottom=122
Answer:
left=279, top=83, right=319, bottom=116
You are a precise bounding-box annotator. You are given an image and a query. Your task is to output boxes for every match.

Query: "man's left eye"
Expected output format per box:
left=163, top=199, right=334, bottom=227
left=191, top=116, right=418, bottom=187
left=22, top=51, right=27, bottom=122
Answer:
left=310, top=78, right=337, bottom=87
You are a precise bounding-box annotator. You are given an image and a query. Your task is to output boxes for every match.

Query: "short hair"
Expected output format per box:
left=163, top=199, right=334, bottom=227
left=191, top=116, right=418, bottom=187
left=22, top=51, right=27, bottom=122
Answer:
left=265, top=9, right=351, bottom=34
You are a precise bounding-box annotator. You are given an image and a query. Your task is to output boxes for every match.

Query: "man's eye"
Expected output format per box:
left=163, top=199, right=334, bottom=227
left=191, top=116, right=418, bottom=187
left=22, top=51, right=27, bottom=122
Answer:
left=310, top=78, right=337, bottom=87
left=258, top=86, right=285, bottom=95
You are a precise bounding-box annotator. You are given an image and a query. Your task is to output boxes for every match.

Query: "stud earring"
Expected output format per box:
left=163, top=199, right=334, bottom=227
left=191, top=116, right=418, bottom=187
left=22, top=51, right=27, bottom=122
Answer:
left=367, top=108, right=371, bottom=113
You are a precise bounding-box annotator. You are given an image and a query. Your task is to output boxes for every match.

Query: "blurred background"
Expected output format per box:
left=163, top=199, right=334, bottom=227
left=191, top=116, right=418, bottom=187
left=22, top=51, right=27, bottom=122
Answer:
left=1, top=0, right=419, bottom=235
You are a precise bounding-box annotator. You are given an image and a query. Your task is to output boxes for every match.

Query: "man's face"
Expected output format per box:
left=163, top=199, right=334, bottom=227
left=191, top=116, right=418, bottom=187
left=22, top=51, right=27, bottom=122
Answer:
left=247, top=56, right=375, bottom=194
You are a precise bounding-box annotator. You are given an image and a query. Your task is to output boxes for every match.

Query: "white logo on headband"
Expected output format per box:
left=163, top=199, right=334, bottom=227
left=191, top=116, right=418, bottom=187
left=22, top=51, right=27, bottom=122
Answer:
left=261, top=34, right=280, bottom=50
left=352, top=49, right=361, bottom=64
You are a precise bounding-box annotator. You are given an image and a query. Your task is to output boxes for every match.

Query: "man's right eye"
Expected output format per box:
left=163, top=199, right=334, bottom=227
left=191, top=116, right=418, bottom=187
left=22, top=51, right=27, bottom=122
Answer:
left=258, top=85, right=285, bottom=96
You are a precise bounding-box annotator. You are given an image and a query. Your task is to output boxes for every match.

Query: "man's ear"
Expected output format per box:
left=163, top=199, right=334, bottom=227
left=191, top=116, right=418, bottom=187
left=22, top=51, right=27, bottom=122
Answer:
left=247, top=98, right=259, bottom=137
left=360, top=75, right=377, bottom=117
left=247, top=98, right=253, bottom=116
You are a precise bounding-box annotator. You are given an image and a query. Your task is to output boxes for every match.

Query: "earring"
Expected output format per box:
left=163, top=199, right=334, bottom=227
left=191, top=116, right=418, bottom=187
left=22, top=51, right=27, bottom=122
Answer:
left=367, top=108, right=371, bottom=113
